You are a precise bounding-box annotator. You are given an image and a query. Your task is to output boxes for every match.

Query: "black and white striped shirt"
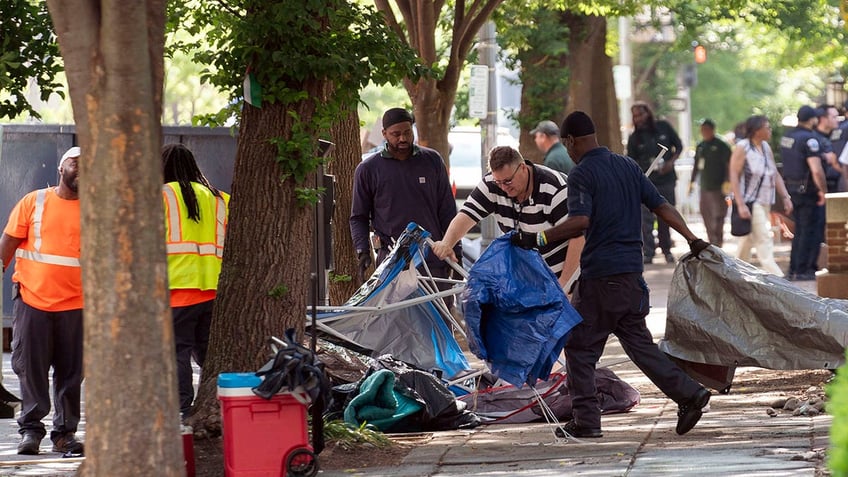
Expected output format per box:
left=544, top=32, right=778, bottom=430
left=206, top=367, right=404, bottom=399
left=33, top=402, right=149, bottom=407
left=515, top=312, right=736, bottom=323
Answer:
left=459, top=161, right=570, bottom=276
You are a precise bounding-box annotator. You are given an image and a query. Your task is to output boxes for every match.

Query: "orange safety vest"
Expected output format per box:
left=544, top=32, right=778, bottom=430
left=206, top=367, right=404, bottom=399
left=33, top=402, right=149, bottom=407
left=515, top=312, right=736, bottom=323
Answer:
left=6, top=188, right=82, bottom=311
left=163, top=183, right=228, bottom=306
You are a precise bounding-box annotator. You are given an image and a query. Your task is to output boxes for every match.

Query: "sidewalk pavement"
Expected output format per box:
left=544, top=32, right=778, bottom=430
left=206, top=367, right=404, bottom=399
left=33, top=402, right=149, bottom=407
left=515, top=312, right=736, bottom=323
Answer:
left=320, top=218, right=830, bottom=476
left=0, top=217, right=833, bottom=476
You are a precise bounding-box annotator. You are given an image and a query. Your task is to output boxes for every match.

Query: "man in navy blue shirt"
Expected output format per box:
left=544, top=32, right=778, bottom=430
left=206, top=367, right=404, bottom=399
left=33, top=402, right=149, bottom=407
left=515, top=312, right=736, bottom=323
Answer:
left=514, top=111, right=710, bottom=438
left=350, top=108, right=459, bottom=283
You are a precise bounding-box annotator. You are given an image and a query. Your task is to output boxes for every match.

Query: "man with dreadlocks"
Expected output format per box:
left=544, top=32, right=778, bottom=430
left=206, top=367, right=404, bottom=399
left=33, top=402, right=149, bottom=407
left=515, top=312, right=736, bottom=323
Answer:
left=161, top=143, right=229, bottom=417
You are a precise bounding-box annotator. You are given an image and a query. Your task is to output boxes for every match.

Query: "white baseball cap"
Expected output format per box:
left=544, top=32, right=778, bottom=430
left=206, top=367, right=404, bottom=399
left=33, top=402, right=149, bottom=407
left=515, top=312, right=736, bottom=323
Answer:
left=59, top=146, right=80, bottom=170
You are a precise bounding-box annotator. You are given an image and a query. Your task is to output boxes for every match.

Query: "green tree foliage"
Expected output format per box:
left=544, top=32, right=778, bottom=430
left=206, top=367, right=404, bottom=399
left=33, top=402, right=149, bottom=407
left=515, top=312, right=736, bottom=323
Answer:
left=828, top=354, right=848, bottom=476
left=169, top=0, right=420, bottom=151
left=0, top=0, right=63, bottom=119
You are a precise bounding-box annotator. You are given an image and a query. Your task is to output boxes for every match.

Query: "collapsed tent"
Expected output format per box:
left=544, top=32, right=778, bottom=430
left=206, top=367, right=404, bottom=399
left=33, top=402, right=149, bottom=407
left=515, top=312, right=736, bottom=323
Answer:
left=462, top=233, right=583, bottom=388
left=310, top=223, right=472, bottom=383
left=459, top=368, right=640, bottom=424
left=658, top=246, right=848, bottom=373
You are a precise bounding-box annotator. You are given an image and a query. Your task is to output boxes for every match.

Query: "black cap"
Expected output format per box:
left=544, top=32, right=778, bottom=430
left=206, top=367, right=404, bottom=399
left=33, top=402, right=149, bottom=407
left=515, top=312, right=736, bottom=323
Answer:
left=560, top=111, right=596, bottom=138
left=699, top=118, right=716, bottom=128
left=797, top=105, right=817, bottom=123
left=382, top=108, right=414, bottom=129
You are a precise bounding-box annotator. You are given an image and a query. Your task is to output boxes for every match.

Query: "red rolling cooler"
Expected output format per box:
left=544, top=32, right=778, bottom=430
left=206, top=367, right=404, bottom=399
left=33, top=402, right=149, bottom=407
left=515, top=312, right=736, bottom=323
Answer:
left=217, top=373, right=317, bottom=477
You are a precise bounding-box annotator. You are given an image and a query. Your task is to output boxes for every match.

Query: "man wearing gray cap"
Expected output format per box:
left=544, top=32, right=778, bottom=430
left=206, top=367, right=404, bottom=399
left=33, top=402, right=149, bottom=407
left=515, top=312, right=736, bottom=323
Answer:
left=0, top=146, right=85, bottom=456
left=350, top=108, right=459, bottom=286
left=780, top=105, right=828, bottom=281
left=531, top=120, right=575, bottom=175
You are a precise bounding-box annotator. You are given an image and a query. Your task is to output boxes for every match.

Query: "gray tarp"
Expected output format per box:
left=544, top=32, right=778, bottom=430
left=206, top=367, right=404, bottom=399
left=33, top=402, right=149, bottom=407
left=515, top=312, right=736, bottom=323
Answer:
left=658, top=246, right=848, bottom=370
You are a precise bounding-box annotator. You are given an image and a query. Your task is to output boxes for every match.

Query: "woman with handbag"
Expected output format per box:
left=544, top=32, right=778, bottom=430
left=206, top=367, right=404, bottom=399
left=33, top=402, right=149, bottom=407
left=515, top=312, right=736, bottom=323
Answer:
left=728, top=115, right=793, bottom=276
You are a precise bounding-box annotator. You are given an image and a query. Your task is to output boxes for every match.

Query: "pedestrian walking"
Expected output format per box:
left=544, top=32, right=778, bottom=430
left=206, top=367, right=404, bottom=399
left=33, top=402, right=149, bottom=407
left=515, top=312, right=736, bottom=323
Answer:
left=728, top=115, right=792, bottom=277
left=781, top=105, right=828, bottom=281
left=522, top=111, right=711, bottom=438
left=0, top=146, right=85, bottom=456
left=350, top=108, right=459, bottom=289
left=162, top=144, right=229, bottom=417
left=430, top=146, right=583, bottom=290
left=691, top=119, right=732, bottom=247
left=627, top=102, right=683, bottom=264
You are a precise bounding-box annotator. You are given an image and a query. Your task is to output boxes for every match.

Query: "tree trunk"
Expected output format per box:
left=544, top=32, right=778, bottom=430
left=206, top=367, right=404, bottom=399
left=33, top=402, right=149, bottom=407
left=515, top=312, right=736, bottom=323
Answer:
left=46, top=1, right=183, bottom=475
left=327, top=106, right=361, bottom=305
left=407, top=76, right=455, bottom=166
left=190, top=98, right=322, bottom=434
left=566, top=15, right=622, bottom=153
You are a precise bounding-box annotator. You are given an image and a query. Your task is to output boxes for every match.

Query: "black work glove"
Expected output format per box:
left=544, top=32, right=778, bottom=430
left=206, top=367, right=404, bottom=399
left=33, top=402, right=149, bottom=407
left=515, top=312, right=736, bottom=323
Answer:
left=510, top=231, right=538, bottom=250
left=356, top=251, right=372, bottom=282
left=688, top=238, right=710, bottom=258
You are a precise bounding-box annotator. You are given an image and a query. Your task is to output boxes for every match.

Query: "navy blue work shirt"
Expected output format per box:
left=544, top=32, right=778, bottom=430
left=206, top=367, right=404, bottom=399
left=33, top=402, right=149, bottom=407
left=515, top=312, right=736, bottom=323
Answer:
left=566, top=147, right=666, bottom=279
left=350, top=144, right=458, bottom=266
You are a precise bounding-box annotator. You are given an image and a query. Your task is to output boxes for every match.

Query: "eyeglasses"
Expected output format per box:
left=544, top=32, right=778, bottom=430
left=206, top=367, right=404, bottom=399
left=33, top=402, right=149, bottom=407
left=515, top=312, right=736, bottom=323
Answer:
left=490, top=164, right=522, bottom=186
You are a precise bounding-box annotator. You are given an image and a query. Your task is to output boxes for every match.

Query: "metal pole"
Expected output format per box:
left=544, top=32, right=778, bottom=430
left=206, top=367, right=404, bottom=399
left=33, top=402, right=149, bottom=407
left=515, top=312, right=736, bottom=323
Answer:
left=618, top=17, right=633, bottom=149
left=479, top=21, right=499, bottom=249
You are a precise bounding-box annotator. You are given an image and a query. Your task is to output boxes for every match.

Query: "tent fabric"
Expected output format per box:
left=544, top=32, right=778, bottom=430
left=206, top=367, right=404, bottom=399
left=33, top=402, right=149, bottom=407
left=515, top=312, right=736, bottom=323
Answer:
left=314, top=223, right=471, bottom=380
left=658, top=246, right=848, bottom=370
left=343, top=369, right=424, bottom=431
left=459, top=368, right=640, bottom=424
left=462, top=233, right=583, bottom=388
left=340, top=357, right=481, bottom=433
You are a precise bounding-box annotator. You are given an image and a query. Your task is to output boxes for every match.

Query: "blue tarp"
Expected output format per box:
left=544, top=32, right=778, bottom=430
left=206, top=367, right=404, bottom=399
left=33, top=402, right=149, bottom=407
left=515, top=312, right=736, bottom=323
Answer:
left=462, top=233, right=583, bottom=388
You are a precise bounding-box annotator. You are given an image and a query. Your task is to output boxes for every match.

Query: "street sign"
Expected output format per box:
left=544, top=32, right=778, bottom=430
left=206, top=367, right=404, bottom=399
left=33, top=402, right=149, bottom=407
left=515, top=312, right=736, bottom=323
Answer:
left=468, top=65, right=488, bottom=119
left=668, top=97, right=687, bottom=112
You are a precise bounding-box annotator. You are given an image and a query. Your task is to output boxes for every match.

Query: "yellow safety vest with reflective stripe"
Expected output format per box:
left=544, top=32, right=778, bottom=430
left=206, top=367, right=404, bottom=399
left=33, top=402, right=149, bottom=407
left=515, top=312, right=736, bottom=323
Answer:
left=163, top=182, right=228, bottom=291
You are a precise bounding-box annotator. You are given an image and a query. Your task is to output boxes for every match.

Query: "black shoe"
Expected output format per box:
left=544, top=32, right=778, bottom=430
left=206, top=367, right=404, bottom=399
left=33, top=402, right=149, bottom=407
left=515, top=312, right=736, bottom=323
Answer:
left=664, top=252, right=675, bottom=264
left=17, top=433, right=41, bottom=455
left=52, top=433, right=84, bottom=455
left=676, top=388, right=711, bottom=435
left=556, top=420, right=603, bottom=438
left=0, top=401, right=17, bottom=419
left=643, top=256, right=653, bottom=265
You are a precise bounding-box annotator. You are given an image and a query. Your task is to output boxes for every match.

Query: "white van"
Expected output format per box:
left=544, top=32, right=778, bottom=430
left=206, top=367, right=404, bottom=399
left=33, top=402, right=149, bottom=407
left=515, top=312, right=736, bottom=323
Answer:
left=448, top=126, right=519, bottom=197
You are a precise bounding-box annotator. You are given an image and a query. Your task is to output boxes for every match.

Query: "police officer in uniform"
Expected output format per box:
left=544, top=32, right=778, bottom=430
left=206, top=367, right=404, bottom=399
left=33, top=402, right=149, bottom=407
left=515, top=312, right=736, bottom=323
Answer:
left=813, top=105, right=842, bottom=193
left=779, top=105, right=828, bottom=281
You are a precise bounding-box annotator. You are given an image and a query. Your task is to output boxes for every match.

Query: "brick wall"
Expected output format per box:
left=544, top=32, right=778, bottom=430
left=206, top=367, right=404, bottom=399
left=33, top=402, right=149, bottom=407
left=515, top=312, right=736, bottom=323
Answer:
left=819, top=193, right=848, bottom=298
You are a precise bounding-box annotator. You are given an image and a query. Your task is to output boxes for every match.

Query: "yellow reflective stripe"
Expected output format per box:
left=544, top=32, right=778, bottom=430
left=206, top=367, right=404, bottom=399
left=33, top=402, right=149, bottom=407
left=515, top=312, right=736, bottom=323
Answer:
left=162, top=185, right=181, bottom=243
left=33, top=189, right=46, bottom=251
left=167, top=243, right=224, bottom=258
left=16, top=249, right=80, bottom=267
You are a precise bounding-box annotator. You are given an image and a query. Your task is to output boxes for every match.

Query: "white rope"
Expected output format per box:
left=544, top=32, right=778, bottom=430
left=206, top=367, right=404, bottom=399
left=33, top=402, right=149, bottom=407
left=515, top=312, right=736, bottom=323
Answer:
left=530, top=386, right=584, bottom=444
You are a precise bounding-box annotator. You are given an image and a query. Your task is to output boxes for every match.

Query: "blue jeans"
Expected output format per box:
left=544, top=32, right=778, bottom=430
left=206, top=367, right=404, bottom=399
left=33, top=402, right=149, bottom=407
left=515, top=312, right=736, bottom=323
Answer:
left=789, top=194, right=824, bottom=276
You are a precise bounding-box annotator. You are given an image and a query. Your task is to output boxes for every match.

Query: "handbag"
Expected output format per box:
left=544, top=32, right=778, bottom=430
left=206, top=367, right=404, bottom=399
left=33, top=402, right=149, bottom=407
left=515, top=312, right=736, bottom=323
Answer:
left=730, top=150, right=767, bottom=237
left=730, top=201, right=754, bottom=236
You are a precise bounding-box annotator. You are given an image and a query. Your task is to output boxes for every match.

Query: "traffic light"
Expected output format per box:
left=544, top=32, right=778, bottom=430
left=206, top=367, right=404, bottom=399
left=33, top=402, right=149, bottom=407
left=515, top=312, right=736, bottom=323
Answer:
left=694, top=45, right=707, bottom=64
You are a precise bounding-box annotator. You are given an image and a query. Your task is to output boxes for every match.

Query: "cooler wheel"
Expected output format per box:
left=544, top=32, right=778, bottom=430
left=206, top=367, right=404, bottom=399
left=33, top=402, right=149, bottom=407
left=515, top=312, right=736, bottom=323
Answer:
left=286, top=448, right=318, bottom=477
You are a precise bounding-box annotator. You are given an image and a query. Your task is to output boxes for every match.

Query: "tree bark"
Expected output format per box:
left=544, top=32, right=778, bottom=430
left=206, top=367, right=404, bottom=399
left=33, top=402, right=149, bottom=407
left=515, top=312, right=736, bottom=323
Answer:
left=566, top=15, right=622, bottom=153
left=46, top=1, right=182, bottom=475
left=377, top=0, right=504, bottom=167
left=327, top=106, right=361, bottom=305
left=190, top=96, right=325, bottom=434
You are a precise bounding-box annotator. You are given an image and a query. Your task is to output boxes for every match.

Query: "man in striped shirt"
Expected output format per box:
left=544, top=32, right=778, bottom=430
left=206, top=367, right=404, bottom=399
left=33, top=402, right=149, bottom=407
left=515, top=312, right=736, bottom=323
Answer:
left=430, top=146, right=583, bottom=289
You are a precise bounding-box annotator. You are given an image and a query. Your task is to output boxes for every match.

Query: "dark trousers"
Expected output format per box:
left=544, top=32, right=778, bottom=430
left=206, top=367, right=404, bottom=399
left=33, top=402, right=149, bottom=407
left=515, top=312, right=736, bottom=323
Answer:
left=172, top=299, right=214, bottom=414
left=565, top=273, right=701, bottom=428
left=699, top=190, right=727, bottom=247
left=11, top=298, right=84, bottom=441
left=641, top=182, right=676, bottom=256
left=789, top=195, right=824, bottom=276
